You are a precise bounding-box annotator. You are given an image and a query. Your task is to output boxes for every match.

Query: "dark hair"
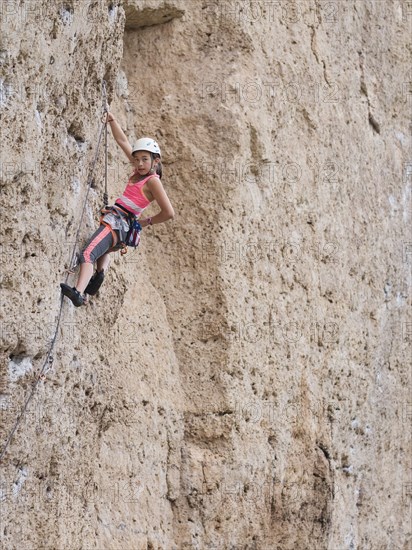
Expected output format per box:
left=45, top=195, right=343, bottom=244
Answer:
left=152, top=153, right=162, bottom=179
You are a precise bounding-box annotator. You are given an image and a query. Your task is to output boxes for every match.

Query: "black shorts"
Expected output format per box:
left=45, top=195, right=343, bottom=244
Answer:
left=79, top=224, right=120, bottom=264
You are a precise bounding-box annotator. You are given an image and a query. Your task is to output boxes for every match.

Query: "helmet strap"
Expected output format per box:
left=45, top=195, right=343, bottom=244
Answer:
left=149, top=154, right=156, bottom=174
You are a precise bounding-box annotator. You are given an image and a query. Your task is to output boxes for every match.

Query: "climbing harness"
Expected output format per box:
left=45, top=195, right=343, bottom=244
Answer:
left=99, top=204, right=142, bottom=255
left=0, top=80, right=112, bottom=463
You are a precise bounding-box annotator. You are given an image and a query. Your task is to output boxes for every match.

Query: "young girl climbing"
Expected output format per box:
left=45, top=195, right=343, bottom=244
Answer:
left=60, top=112, right=175, bottom=307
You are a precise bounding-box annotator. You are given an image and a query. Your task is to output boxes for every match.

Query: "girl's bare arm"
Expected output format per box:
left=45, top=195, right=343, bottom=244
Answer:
left=105, top=112, right=134, bottom=162
left=141, top=177, right=175, bottom=227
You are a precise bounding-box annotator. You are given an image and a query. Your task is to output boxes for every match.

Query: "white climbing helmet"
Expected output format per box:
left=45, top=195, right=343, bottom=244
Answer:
left=132, top=137, right=161, bottom=157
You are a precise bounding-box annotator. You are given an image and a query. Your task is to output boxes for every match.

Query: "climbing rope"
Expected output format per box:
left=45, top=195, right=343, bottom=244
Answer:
left=103, top=79, right=109, bottom=208
left=0, top=80, right=110, bottom=463
left=68, top=80, right=109, bottom=272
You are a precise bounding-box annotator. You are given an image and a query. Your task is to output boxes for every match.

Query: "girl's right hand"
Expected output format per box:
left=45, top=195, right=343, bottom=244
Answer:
left=102, top=112, right=115, bottom=124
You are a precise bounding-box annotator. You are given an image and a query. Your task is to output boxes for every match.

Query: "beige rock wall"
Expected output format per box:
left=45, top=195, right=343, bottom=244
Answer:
left=1, top=1, right=411, bottom=549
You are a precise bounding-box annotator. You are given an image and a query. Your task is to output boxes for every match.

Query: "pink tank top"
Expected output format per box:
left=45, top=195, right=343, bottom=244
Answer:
left=116, top=172, right=153, bottom=217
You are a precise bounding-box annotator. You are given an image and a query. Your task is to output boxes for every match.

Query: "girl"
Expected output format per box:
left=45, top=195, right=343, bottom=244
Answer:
left=60, top=112, right=175, bottom=306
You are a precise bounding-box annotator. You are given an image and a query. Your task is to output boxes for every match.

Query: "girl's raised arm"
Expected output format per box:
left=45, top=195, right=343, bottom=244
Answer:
left=104, top=112, right=134, bottom=162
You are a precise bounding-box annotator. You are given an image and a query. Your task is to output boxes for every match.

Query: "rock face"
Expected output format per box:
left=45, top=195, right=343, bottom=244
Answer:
left=1, top=1, right=411, bottom=548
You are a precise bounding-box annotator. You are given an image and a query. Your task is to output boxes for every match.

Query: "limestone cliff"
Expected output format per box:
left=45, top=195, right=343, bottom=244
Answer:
left=1, top=1, right=411, bottom=549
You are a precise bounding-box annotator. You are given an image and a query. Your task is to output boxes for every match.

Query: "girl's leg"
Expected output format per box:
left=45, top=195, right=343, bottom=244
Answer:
left=76, top=263, right=94, bottom=294
left=76, top=225, right=117, bottom=293
left=96, top=252, right=111, bottom=273
left=84, top=245, right=119, bottom=298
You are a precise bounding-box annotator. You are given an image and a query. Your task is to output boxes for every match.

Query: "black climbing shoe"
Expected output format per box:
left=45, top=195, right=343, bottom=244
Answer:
left=60, top=283, right=85, bottom=307
left=84, top=270, right=105, bottom=296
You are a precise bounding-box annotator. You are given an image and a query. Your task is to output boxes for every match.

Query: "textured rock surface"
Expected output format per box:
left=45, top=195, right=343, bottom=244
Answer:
left=1, top=1, right=411, bottom=549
